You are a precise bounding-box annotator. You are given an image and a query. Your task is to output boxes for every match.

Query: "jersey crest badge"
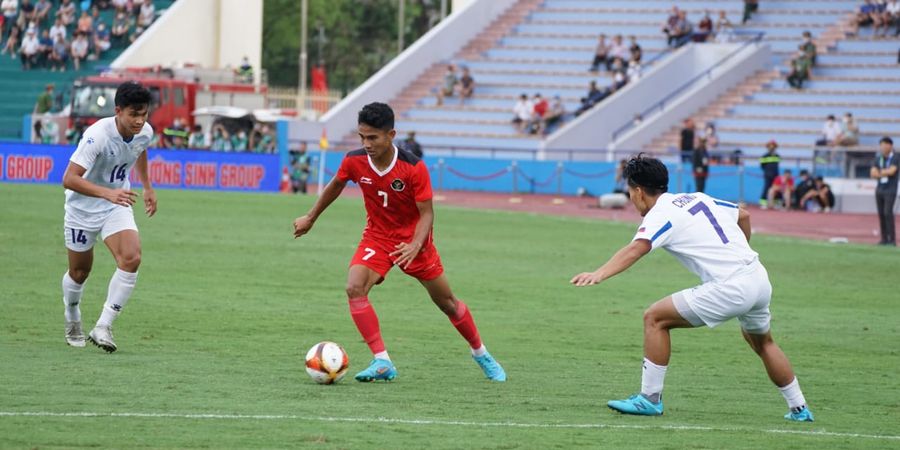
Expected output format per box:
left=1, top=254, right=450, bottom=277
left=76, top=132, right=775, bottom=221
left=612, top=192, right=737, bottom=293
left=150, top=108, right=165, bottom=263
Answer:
left=86, top=137, right=95, bottom=145
left=390, top=178, right=405, bottom=192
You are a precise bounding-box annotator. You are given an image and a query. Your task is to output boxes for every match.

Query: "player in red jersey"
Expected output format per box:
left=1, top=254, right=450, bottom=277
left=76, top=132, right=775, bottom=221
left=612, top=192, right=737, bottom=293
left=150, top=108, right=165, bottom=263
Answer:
left=292, top=102, right=506, bottom=382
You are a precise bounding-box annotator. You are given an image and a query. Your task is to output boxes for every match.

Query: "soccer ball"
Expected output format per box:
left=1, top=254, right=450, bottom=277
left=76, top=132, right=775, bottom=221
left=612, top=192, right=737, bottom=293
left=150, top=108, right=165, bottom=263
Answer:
left=305, top=341, right=350, bottom=384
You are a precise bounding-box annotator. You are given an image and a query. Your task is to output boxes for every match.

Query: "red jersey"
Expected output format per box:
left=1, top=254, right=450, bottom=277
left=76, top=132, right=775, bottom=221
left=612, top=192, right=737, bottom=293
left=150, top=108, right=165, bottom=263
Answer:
left=336, top=146, right=433, bottom=244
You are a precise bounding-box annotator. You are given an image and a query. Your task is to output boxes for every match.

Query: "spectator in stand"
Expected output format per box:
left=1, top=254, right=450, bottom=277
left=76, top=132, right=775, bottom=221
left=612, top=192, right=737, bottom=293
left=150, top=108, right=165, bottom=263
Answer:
left=883, top=0, right=900, bottom=37
left=544, top=95, right=565, bottom=132
left=435, top=64, right=457, bottom=106
left=786, top=51, right=811, bottom=89
left=662, top=6, right=680, bottom=47
left=576, top=80, right=608, bottom=116
left=608, top=34, right=629, bottom=71
left=92, top=22, right=111, bottom=59
left=37, top=28, right=52, bottom=66
left=49, top=17, right=65, bottom=42
left=1, top=23, right=19, bottom=56
left=856, top=0, right=879, bottom=28
left=792, top=169, right=816, bottom=210
left=871, top=136, right=897, bottom=245
left=188, top=124, right=208, bottom=149
left=459, top=66, right=474, bottom=103
left=670, top=10, right=693, bottom=48
left=679, top=118, right=696, bottom=163
left=759, top=140, right=781, bottom=208
left=816, top=114, right=842, bottom=146
left=800, top=31, right=817, bottom=66
left=138, top=0, right=155, bottom=28
left=611, top=60, right=627, bottom=90
left=57, top=0, right=76, bottom=27
left=49, top=34, right=68, bottom=71
left=512, top=93, right=533, bottom=133
left=1, top=0, right=17, bottom=40
left=694, top=10, right=713, bottom=42
left=837, top=112, right=859, bottom=146
left=237, top=56, right=253, bottom=83
left=531, top=93, right=549, bottom=134
left=801, top=176, right=834, bottom=212
left=692, top=137, right=710, bottom=193
left=703, top=122, right=719, bottom=152
left=289, top=142, right=311, bottom=194
left=589, top=34, right=609, bottom=72
left=628, top=35, right=641, bottom=63
left=743, top=0, right=759, bottom=24
left=76, top=10, right=92, bottom=36
left=33, top=83, right=52, bottom=113
left=111, top=0, right=133, bottom=14
left=17, top=0, right=34, bottom=29
left=768, top=169, right=795, bottom=210
left=715, top=10, right=734, bottom=42
left=403, top=131, right=423, bottom=157
left=70, top=31, right=88, bottom=70
left=19, top=27, right=39, bottom=69
left=129, top=24, right=144, bottom=43
left=111, top=11, right=130, bottom=47
left=33, top=0, right=50, bottom=26
left=210, top=124, right=233, bottom=151
left=626, top=57, right=641, bottom=82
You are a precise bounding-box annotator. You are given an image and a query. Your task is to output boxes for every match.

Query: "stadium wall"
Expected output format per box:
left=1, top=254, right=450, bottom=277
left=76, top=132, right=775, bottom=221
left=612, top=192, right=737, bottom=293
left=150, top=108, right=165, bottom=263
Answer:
left=111, top=0, right=263, bottom=82
left=0, top=142, right=279, bottom=192
left=543, top=43, right=769, bottom=156
left=319, top=0, right=518, bottom=141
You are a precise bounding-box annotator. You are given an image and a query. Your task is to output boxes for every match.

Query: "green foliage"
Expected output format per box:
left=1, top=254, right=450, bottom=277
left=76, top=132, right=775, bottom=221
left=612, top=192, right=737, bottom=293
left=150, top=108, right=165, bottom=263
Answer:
left=1, top=184, right=898, bottom=449
left=262, top=0, right=443, bottom=92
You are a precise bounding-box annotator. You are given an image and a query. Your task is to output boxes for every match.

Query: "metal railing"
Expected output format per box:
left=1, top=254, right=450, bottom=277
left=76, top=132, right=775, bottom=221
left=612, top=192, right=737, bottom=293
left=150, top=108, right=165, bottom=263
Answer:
left=610, top=31, right=766, bottom=142
left=268, top=87, right=344, bottom=117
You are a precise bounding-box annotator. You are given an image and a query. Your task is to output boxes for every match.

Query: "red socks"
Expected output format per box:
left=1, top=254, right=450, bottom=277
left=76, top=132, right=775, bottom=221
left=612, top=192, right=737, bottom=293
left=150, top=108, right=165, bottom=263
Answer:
left=449, top=300, right=482, bottom=350
left=348, top=296, right=385, bottom=354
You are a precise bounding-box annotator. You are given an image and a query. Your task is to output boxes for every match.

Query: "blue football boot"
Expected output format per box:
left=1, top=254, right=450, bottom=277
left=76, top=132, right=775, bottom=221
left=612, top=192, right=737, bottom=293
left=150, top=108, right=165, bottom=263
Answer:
left=473, top=351, right=507, bottom=382
left=354, top=358, right=397, bottom=382
left=607, top=394, right=664, bottom=416
left=785, top=406, right=814, bottom=422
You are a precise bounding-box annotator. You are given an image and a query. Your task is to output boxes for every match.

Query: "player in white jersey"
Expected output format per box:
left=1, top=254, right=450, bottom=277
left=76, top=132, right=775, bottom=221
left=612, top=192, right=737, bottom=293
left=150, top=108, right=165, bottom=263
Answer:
left=60, top=81, right=156, bottom=353
left=571, top=155, right=814, bottom=422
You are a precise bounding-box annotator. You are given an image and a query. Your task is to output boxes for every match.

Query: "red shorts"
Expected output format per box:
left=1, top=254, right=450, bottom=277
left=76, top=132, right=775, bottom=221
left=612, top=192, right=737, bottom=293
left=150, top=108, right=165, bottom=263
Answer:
left=350, top=238, right=444, bottom=283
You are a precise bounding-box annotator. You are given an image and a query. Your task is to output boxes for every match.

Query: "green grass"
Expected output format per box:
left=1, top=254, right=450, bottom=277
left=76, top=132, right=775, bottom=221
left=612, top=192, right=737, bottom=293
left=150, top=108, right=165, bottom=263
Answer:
left=1, top=183, right=898, bottom=449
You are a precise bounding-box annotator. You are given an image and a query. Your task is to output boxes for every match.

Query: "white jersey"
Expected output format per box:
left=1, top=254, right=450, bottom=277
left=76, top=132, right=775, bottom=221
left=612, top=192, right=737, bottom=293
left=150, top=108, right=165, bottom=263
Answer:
left=633, top=192, right=758, bottom=283
left=64, top=117, right=153, bottom=224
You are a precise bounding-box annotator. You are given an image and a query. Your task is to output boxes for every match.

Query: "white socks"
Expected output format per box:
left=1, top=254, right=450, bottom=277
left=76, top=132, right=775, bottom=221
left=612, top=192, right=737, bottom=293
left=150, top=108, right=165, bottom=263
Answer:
left=374, top=351, right=391, bottom=361
left=62, top=272, right=84, bottom=322
left=778, top=377, right=808, bottom=412
left=471, top=344, right=487, bottom=357
left=96, top=268, right=138, bottom=328
left=641, top=357, right=668, bottom=403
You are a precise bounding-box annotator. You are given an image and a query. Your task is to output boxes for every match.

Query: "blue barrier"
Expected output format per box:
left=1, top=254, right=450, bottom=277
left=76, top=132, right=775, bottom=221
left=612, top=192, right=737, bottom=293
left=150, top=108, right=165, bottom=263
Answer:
left=0, top=141, right=281, bottom=192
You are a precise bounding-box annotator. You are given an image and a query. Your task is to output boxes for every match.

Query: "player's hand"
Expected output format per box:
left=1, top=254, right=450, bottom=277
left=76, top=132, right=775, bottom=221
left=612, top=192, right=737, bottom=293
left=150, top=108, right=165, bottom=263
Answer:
left=570, top=270, right=604, bottom=287
left=293, top=215, right=315, bottom=238
left=143, top=188, right=157, bottom=217
left=390, top=241, right=422, bottom=269
left=105, top=188, right=138, bottom=207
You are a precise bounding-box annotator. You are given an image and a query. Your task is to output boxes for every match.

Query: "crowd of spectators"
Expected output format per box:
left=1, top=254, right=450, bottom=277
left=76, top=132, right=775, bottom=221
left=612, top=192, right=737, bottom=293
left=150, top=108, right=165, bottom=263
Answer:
left=511, top=92, right=565, bottom=135
left=816, top=113, right=859, bottom=147
left=855, top=0, right=900, bottom=37
left=0, top=0, right=158, bottom=71
left=660, top=7, right=738, bottom=48
left=435, top=64, right=475, bottom=106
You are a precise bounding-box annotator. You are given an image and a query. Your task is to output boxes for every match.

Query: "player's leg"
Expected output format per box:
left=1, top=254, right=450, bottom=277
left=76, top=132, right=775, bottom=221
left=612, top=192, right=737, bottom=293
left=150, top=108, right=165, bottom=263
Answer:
left=742, top=330, right=813, bottom=421
left=85, top=228, right=140, bottom=352
left=418, top=274, right=506, bottom=381
left=63, top=248, right=93, bottom=347
left=346, top=246, right=398, bottom=381
left=608, top=296, right=695, bottom=415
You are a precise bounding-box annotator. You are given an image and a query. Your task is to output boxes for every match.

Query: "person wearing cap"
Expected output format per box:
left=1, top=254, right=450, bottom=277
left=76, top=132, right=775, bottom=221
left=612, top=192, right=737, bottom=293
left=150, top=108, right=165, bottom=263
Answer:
left=20, top=26, right=41, bottom=69
left=759, top=140, right=781, bottom=208
left=871, top=136, right=898, bottom=246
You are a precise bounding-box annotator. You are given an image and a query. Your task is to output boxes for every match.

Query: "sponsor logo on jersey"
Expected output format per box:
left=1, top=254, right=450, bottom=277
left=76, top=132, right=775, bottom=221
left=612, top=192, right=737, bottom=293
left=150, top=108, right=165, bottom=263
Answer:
left=359, top=176, right=373, bottom=185
left=86, top=137, right=95, bottom=145
left=390, top=178, right=405, bottom=192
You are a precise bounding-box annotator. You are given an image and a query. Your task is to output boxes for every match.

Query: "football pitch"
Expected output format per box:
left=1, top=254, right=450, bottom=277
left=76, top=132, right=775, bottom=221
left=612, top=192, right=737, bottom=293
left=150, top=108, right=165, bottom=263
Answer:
left=1, top=183, right=898, bottom=449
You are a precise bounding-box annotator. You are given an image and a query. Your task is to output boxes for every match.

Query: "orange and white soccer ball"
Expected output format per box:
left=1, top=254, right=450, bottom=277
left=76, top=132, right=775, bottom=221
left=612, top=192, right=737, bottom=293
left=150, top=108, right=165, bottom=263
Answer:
left=305, top=341, right=350, bottom=384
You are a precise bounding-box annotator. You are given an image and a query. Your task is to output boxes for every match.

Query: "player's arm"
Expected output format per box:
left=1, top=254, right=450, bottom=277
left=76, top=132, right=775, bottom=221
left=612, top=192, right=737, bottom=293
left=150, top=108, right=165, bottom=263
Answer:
left=570, top=239, right=651, bottom=287
left=135, top=150, right=156, bottom=217
left=390, top=199, right=434, bottom=269
left=737, top=206, right=752, bottom=242
left=293, top=176, right=347, bottom=238
left=62, top=162, right=136, bottom=207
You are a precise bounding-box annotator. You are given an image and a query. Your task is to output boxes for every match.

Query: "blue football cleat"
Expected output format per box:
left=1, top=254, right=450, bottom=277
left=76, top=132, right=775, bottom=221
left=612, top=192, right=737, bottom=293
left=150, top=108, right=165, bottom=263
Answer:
left=473, top=351, right=507, bottom=382
left=354, top=358, right=397, bottom=382
left=607, top=394, right=664, bottom=416
left=785, top=406, right=814, bottom=422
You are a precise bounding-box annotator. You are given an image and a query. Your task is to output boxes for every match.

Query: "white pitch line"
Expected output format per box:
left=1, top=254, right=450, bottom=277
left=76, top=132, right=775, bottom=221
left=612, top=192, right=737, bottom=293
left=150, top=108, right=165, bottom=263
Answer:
left=1, top=411, right=898, bottom=441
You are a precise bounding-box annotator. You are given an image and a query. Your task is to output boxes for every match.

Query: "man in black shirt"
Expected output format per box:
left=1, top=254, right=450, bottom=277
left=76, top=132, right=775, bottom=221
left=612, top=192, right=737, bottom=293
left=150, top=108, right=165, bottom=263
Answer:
left=793, top=169, right=815, bottom=210
left=871, top=136, right=898, bottom=246
left=759, top=140, right=781, bottom=208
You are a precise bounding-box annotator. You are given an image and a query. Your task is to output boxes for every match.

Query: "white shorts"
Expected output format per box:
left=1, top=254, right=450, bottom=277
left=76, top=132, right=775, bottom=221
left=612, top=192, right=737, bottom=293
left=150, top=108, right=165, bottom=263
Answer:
left=672, top=259, right=772, bottom=334
left=63, top=207, right=138, bottom=252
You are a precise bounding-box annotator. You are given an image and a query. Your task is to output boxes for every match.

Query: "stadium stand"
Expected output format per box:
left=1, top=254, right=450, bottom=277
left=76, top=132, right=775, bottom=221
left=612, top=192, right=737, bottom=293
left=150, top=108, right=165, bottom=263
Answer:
left=646, top=0, right=900, bottom=161
left=0, top=0, right=175, bottom=140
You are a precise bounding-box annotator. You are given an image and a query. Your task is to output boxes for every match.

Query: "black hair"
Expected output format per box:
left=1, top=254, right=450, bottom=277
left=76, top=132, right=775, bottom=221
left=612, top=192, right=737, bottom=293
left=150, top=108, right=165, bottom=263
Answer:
left=115, top=81, right=152, bottom=109
left=358, top=102, right=394, bottom=131
left=622, top=153, right=669, bottom=196
left=800, top=169, right=809, bottom=176
left=881, top=136, right=894, bottom=145
left=815, top=176, right=824, bottom=182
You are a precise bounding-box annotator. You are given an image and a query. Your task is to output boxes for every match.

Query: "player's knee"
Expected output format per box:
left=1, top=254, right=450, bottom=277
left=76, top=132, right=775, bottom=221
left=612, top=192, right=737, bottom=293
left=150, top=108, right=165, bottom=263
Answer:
left=433, top=295, right=457, bottom=316
left=345, top=282, right=368, bottom=299
left=643, top=307, right=663, bottom=329
left=118, top=251, right=141, bottom=271
left=69, top=268, right=90, bottom=284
